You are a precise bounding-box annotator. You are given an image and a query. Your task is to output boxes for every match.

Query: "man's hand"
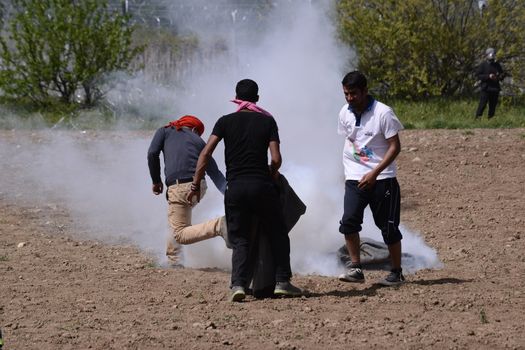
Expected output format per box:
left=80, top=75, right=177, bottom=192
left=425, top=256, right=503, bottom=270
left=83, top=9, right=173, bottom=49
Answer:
left=152, top=183, right=163, bottom=195
left=269, top=165, right=280, bottom=181
left=359, top=134, right=400, bottom=191
left=186, top=183, right=201, bottom=204
left=358, top=171, right=378, bottom=190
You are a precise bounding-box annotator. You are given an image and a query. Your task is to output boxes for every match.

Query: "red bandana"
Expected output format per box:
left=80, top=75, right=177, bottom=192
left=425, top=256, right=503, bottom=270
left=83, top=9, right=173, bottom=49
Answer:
left=165, top=115, right=205, bottom=136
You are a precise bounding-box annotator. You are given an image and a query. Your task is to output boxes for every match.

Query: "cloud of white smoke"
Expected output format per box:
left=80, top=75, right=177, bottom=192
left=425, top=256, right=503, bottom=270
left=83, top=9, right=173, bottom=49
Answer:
left=157, top=0, right=442, bottom=275
left=0, top=0, right=442, bottom=276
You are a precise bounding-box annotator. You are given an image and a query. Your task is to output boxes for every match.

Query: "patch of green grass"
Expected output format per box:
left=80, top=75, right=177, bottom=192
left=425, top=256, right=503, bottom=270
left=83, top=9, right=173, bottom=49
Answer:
left=0, top=255, right=8, bottom=262
left=222, top=313, right=239, bottom=322
left=389, top=97, right=525, bottom=129
left=0, top=102, right=160, bottom=130
left=144, top=261, right=157, bottom=268
left=480, top=308, right=488, bottom=324
left=2, top=96, right=525, bottom=130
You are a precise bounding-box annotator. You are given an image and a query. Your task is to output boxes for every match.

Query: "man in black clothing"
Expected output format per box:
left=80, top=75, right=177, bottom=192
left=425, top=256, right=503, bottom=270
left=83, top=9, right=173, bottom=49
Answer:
left=188, top=79, right=303, bottom=301
left=475, top=48, right=505, bottom=119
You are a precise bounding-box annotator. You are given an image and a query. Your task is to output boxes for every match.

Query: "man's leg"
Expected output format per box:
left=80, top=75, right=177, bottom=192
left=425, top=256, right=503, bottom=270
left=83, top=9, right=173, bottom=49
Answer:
left=225, top=181, right=253, bottom=300
left=487, top=92, right=499, bottom=118
left=370, top=178, right=405, bottom=286
left=338, top=180, right=368, bottom=283
left=165, top=239, right=182, bottom=267
left=173, top=216, right=224, bottom=244
left=387, top=241, right=402, bottom=270
left=379, top=240, right=404, bottom=286
left=475, top=91, right=489, bottom=118
left=344, top=233, right=361, bottom=265
left=167, top=181, right=225, bottom=245
left=166, top=185, right=192, bottom=265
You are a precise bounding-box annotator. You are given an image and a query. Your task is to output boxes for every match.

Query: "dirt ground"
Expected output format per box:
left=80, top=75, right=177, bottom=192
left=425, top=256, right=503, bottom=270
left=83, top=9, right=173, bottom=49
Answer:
left=1, top=128, right=524, bottom=350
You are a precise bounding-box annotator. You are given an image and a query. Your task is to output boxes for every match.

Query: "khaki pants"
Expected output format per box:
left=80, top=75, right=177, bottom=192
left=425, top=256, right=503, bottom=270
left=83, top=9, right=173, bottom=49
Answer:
left=165, top=180, right=224, bottom=262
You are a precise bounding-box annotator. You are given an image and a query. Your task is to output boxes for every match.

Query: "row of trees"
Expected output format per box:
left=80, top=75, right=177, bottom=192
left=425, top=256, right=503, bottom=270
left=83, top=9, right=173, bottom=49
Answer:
left=0, top=0, right=141, bottom=107
left=0, top=0, right=271, bottom=108
left=1, top=0, right=524, bottom=108
left=336, top=0, right=525, bottom=98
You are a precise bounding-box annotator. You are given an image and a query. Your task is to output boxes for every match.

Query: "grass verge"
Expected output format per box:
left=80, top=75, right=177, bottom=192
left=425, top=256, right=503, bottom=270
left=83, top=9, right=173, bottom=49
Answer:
left=1, top=97, right=524, bottom=130
left=389, top=98, right=525, bottom=129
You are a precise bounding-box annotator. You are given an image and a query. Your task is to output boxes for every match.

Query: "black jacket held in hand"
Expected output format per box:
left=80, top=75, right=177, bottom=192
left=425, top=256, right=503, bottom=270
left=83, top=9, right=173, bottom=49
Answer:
left=249, top=174, right=307, bottom=298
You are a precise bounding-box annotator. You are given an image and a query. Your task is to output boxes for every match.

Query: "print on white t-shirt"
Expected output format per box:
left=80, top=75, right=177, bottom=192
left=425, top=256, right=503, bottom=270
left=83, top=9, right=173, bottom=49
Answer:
left=338, top=99, right=403, bottom=181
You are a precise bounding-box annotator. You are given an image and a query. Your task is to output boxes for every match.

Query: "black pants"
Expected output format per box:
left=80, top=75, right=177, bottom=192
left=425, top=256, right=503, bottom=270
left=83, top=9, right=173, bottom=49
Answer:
left=476, top=91, right=499, bottom=118
left=339, top=178, right=403, bottom=245
left=225, top=178, right=291, bottom=287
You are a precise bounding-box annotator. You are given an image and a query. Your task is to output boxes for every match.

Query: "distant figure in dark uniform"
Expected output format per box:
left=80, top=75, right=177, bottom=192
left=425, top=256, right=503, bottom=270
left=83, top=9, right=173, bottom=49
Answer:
left=475, top=48, right=505, bottom=119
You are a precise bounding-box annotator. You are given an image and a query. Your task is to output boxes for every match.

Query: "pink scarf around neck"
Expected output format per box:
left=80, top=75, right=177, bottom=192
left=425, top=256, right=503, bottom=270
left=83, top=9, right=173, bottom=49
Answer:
left=231, top=99, right=272, bottom=117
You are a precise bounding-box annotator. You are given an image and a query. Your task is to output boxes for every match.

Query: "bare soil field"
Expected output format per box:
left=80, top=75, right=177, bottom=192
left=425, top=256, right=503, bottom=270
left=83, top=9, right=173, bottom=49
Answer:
left=1, top=128, right=524, bottom=350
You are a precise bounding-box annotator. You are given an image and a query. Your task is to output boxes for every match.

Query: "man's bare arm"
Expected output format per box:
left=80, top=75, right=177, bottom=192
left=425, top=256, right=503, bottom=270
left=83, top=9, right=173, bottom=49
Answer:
left=269, top=140, right=282, bottom=180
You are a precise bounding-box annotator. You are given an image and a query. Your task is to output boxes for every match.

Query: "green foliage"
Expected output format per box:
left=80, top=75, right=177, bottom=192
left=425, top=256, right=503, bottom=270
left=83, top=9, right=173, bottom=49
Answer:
left=337, top=0, right=525, bottom=99
left=144, top=261, right=157, bottom=269
left=0, top=3, right=5, bottom=28
left=0, top=0, right=142, bottom=107
left=480, top=1, right=525, bottom=95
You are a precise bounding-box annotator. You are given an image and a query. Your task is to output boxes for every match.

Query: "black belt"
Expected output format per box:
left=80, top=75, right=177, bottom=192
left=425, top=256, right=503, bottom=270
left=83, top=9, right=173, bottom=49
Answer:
left=168, top=177, right=193, bottom=186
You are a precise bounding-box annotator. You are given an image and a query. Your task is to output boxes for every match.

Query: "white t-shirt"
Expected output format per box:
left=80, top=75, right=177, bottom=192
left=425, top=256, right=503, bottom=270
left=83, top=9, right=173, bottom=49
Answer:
left=337, top=99, right=403, bottom=181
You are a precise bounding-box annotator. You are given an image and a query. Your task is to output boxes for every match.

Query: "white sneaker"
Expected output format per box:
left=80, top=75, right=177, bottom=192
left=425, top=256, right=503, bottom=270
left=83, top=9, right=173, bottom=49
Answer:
left=338, top=268, right=365, bottom=283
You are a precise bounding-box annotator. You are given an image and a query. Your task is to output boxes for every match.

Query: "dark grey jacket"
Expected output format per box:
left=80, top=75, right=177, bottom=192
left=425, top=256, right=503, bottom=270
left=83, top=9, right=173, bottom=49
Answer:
left=147, top=126, right=226, bottom=193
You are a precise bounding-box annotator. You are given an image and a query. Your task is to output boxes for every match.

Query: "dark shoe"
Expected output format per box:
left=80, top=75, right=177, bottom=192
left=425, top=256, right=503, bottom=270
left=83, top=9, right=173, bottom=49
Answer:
left=230, top=286, right=246, bottom=302
left=338, top=268, right=365, bottom=283
left=274, top=281, right=303, bottom=297
left=378, top=270, right=405, bottom=286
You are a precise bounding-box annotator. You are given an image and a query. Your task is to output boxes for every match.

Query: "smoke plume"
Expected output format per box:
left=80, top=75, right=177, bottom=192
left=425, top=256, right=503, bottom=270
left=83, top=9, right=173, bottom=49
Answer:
left=0, top=0, right=442, bottom=275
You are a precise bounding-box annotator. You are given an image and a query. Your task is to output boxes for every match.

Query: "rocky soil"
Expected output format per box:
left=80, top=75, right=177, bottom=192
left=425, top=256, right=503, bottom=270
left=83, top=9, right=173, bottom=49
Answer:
left=1, top=128, right=524, bottom=349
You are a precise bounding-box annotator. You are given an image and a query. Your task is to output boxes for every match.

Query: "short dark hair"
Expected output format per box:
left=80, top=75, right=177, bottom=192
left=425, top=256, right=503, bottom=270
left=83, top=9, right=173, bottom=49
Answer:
left=341, top=71, right=367, bottom=90
left=236, top=79, right=259, bottom=102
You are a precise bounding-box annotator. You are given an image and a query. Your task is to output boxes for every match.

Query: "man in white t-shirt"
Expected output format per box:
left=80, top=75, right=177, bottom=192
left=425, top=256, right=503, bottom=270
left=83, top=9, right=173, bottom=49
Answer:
left=337, top=71, right=405, bottom=286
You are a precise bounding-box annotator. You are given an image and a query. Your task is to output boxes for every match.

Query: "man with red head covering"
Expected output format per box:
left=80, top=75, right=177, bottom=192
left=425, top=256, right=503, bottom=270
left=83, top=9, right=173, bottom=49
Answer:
left=148, top=115, right=229, bottom=267
left=165, top=115, right=205, bottom=137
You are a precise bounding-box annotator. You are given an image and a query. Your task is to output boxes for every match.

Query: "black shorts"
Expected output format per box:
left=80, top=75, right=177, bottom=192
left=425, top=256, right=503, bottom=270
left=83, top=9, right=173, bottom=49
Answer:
left=339, top=178, right=402, bottom=245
